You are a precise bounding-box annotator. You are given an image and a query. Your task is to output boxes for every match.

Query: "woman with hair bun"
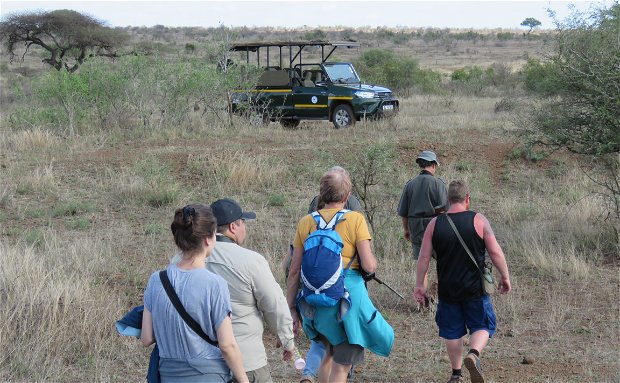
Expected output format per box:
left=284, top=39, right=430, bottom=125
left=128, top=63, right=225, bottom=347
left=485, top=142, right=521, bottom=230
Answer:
left=141, top=204, right=248, bottom=383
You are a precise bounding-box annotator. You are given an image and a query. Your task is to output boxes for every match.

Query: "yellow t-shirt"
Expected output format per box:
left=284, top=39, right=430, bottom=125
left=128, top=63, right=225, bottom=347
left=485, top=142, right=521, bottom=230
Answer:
left=293, top=208, right=371, bottom=270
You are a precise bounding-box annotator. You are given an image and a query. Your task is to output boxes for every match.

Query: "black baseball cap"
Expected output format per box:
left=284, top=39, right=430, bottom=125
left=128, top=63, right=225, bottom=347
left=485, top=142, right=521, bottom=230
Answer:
left=210, top=198, right=256, bottom=226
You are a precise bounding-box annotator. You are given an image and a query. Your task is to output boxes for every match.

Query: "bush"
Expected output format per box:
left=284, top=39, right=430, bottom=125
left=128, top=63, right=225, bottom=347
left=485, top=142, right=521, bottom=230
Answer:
left=450, top=63, right=520, bottom=96
left=304, top=29, right=327, bottom=41
left=520, top=3, right=620, bottom=224
left=497, top=32, right=516, bottom=40
left=354, top=49, right=441, bottom=95
left=520, top=58, right=558, bottom=95
left=9, top=52, right=261, bottom=135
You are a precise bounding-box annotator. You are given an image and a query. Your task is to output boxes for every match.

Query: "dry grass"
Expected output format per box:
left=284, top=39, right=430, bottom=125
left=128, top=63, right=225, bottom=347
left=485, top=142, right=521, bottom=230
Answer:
left=0, top=232, right=148, bottom=382
left=1, top=128, right=61, bottom=152
left=1, top=93, right=618, bottom=382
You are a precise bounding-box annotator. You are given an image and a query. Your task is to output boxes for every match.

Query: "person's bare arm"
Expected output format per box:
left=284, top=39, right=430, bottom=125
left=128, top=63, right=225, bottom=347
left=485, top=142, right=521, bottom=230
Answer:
left=414, top=218, right=435, bottom=303
left=286, top=246, right=303, bottom=334
left=356, top=239, right=377, bottom=273
left=140, top=308, right=155, bottom=347
left=216, top=316, right=249, bottom=382
left=401, top=216, right=411, bottom=241
left=476, top=214, right=511, bottom=294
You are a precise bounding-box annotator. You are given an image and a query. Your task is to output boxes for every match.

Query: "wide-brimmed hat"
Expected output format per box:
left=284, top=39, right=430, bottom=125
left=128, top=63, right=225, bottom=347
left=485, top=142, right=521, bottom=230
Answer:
left=210, top=198, right=256, bottom=226
left=416, top=150, right=440, bottom=166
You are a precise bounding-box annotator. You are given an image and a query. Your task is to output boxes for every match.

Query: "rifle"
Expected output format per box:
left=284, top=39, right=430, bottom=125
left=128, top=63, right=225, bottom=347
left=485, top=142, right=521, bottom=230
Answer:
left=362, top=271, right=405, bottom=300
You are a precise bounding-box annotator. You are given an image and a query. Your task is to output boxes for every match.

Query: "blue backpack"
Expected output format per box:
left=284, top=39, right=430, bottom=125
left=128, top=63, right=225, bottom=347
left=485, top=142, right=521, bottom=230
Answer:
left=300, top=209, right=353, bottom=307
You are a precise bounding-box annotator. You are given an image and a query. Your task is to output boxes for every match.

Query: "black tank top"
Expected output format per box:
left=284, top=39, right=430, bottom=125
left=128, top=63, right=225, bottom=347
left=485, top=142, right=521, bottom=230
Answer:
left=432, top=211, right=486, bottom=303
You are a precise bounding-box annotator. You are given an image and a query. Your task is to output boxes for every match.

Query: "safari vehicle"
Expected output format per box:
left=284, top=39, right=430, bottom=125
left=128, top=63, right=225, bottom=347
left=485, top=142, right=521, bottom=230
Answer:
left=228, top=41, right=399, bottom=129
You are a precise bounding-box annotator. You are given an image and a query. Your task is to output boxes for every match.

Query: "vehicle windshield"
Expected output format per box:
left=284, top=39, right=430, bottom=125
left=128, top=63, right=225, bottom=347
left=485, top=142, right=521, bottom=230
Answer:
left=323, top=63, right=360, bottom=84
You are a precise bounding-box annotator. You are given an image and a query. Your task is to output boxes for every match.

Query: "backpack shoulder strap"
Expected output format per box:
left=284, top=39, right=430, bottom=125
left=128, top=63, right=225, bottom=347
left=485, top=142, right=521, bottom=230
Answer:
left=311, top=209, right=351, bottom=230
left=311, top=211, right=327, bottom=229
left=159, top=270, right=219, bottom=347
left=325, top=209, right=350, bottom=229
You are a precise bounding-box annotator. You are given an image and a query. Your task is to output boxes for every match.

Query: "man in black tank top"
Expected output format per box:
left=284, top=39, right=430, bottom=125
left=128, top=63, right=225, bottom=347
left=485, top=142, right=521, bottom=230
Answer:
left=413, top=180, right=511, bottom=383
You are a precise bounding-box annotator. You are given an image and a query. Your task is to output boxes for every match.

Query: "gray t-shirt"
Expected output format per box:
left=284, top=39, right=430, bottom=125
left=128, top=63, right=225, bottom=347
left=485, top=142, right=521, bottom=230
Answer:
left=144, top=264, right=232, bottom=360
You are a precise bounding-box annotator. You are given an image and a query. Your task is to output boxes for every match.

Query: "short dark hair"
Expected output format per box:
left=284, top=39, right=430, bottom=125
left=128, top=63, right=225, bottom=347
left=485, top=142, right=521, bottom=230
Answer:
left=416, top=158, right=436, bottom=168
left=170, top=204, right=217, bottom=252
left=448, top=180, right=470, bottom=203
left=217, top=219, right=242, bottom=234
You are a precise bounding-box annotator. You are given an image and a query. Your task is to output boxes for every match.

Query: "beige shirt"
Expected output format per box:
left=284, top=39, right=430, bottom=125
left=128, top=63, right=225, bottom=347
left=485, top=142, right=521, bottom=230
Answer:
left=206, top=239, right=294, bottom=372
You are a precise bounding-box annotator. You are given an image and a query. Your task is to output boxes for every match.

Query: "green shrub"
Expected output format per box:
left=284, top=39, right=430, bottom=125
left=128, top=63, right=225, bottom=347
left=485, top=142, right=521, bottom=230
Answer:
left=354, top=49, right=441, bottom=95
left=455, top=160, right=473, bottom=171
left=497, top=32, right=516, bottom=40
left=304, top=29, right=327, bottom=40
left=451, top=66, right=485, bottom=82
left=520, top=58, right=558, bottom=95
left=508, top=145, right=546, bottom=162
left=452, top=31, right=485, bottom=41
left=450, top=63, right=519, bottom=96
left=268, top=194, right=286, bottom=207
left=143, top=188, right=180, bottom=207
left=184, top=43, right=196, bottom=54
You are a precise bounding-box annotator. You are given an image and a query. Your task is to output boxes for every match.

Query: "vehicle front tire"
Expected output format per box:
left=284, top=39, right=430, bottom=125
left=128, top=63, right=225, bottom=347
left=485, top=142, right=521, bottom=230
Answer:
left=332, top=104, right=355, bottom=129
left=280, top=119, right=300, bottom=129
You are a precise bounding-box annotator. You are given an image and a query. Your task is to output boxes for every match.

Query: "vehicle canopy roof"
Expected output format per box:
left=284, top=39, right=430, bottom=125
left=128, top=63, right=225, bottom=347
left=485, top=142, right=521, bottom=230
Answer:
left=228, top=40, right=360, bottom=67
left=229, top=40, right=360, bottom=52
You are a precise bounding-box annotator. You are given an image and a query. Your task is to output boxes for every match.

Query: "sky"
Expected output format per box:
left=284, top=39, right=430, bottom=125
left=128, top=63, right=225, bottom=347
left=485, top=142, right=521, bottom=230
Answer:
left=0, top=0, right=611, bottom=29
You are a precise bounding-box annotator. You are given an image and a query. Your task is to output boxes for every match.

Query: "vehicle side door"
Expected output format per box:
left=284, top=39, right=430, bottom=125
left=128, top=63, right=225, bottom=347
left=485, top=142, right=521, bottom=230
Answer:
left=254, top=70, right=293, bottom=118
left=292, top=69, right=329, bottom=118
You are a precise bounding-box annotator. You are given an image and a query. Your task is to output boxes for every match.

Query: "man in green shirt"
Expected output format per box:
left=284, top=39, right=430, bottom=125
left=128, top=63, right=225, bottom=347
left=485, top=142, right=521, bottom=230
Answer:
left=398, top=150, right=448, bottom=258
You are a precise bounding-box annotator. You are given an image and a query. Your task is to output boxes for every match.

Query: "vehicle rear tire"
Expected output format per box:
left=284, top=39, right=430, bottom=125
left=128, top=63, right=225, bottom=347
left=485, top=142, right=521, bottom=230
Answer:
left=280, top=119, right=300, bottom=129
left=332, top=104, right=355, bottom=129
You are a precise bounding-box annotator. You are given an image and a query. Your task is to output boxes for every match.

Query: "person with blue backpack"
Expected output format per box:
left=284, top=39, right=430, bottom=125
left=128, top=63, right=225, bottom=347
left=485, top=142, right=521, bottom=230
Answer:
left=286, top=166, right=394, bottom=382
left=283, top=193, right=365, bottom=383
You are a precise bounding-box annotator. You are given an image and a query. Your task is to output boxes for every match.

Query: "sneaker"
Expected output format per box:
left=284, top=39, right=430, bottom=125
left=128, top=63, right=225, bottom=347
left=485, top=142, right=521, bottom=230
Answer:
left=299, top=375, right=314, bottom=383
left=464, top=352, right=485, bottom=383
left=447, top=374, right=464, bottom=383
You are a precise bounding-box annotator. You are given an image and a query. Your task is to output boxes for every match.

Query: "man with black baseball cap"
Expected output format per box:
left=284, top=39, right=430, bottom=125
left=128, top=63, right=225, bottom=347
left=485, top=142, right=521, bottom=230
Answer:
left=210, top=198, right=256, bottom=245
left=207, top=198, right=295, bottom=383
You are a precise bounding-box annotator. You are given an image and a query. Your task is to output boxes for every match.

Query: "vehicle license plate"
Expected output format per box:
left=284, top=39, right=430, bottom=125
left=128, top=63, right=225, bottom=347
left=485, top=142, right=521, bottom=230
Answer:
left=383, top=104, right=394, bottom=111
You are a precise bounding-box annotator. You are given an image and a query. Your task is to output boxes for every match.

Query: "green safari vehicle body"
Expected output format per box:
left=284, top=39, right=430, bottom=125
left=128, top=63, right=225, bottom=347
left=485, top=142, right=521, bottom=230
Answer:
left=228, top=41, right=399, bottom=128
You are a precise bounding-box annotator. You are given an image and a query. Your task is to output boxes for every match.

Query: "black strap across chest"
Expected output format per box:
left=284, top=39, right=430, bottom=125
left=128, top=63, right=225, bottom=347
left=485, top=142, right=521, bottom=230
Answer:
left=159, top=270, right=219, bottom=347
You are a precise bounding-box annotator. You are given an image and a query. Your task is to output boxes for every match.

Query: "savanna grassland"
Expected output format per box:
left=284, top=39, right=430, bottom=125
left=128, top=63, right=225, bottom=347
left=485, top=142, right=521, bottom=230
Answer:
left=0, top=24, right=618, bottom=383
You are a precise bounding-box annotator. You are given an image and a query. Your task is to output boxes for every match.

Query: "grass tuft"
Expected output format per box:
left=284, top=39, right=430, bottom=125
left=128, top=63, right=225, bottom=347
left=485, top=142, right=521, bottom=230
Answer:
left=52, top=200, right=94, bottom=217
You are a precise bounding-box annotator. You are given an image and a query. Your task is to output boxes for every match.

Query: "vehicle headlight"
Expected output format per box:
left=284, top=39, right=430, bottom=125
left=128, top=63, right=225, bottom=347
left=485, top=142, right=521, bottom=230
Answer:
left=355, top=91, right=375, bottom=99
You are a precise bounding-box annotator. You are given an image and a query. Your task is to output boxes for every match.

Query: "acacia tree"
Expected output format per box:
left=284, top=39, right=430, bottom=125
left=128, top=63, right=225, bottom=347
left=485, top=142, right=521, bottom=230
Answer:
left=522, top=3, right=620, bottom=221
left=520, top=17, right=542, bottom=34
left=0, top=9, right=127, bottom=72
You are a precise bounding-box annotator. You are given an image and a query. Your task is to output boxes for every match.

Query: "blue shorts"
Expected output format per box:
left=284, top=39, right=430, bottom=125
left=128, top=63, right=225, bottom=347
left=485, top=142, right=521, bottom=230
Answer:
left=435, top=295, right=496, bottom=340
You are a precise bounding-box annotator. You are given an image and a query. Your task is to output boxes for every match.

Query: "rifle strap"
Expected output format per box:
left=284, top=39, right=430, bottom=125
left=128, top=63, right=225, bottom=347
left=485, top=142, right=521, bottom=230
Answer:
left=159, top=270, right=219, bottom=347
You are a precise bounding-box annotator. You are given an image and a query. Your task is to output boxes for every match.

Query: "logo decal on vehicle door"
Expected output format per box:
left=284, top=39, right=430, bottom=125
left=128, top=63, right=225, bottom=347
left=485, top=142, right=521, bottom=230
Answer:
left=311, top=96, right=318, bottom=104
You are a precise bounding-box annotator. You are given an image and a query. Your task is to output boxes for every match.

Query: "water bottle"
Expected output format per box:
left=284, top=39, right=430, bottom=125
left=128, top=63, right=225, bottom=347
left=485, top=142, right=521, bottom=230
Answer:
left=293, top=349, right=306, bottom=370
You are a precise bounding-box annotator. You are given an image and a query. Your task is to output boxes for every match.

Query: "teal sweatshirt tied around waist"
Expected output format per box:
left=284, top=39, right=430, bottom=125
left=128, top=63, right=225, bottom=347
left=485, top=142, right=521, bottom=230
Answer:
left=297, top=269, right=394, bottom=357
